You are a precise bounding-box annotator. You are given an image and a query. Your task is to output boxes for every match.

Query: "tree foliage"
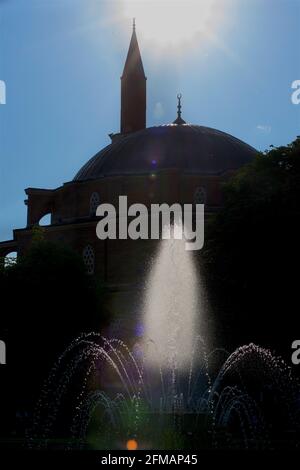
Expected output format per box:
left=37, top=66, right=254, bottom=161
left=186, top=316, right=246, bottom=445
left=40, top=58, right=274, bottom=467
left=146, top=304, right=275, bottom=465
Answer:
left=0, top=238, right=106, bottom=408
left=202, top=137, right=300, bottom=353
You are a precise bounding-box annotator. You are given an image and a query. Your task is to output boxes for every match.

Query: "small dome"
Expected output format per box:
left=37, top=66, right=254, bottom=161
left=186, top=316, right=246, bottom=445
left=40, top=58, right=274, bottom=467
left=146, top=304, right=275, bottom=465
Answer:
left=74, top=124, right=256, bottom=181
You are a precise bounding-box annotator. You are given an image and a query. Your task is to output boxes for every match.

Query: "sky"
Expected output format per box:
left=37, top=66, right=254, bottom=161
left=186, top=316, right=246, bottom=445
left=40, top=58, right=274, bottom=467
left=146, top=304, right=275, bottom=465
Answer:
left=0, top=0, right=300, bottom=242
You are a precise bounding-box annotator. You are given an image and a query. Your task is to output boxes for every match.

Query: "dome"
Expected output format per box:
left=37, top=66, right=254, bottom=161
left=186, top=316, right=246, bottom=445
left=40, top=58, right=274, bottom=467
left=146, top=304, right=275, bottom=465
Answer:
left=74, top=124, right=257, bottom=181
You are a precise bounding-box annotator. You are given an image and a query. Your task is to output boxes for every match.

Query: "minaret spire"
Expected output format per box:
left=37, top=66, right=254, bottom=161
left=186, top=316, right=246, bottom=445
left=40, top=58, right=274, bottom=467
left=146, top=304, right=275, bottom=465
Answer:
left=121, top=20, right=147, bottom=134
left=173, top=93, right=186, bottom=125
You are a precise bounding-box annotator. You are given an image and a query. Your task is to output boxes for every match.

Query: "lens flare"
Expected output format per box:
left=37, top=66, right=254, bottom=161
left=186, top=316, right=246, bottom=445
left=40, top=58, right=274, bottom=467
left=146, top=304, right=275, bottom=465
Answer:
left=127, top=439, right=138, bottom=450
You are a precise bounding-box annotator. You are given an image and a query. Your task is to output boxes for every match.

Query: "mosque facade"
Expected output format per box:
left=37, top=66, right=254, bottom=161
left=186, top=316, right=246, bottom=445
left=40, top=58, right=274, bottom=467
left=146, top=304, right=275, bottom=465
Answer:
left=0, top=24, right=256, bottom=315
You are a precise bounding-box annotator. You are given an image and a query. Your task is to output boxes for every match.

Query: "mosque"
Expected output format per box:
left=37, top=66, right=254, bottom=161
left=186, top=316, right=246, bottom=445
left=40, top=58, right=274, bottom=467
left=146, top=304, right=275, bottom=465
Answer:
left=0, top=22, right=256, bottom=316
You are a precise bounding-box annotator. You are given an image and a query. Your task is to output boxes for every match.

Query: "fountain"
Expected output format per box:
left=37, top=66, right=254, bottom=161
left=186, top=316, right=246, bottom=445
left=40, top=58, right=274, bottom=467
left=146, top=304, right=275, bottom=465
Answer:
left=29, top=232, right=300, bottom=450
left=142, top=235, right=204, bottom=370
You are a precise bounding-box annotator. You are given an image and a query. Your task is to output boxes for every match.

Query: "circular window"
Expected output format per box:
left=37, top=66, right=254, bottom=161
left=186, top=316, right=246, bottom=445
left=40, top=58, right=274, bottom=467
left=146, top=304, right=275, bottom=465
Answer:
left=194, top=187, right=206, bottom=205
left=90, top=192, right=100, bottom=216
left=82, top=245, right=95, bottom=275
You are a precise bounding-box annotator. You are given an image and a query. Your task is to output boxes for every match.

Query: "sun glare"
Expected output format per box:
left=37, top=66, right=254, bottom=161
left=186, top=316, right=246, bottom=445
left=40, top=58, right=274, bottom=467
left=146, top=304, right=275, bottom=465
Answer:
left=121, top=0, right=225, bottom=48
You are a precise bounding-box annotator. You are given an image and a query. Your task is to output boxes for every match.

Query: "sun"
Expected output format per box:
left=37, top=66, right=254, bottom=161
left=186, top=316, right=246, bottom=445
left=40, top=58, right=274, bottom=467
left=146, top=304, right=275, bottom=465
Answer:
left=121, top=0, right=224, bottom=48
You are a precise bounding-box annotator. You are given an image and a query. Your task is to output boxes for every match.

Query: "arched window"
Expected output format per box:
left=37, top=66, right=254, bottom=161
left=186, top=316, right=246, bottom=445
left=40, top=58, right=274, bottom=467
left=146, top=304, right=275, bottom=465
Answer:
left=4, top=251, right=17, bottom=268
left=39, top=213, right=51, bottom=226
left=194, top=187, right=207, bottom=205
left=90, top=192, right=100, bottom=216
left=82, top=245, right=95, bottom=275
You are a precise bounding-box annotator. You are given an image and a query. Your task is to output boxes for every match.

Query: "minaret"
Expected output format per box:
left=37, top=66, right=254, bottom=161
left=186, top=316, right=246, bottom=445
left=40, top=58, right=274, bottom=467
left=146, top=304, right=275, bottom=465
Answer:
left=121, top=19, right=146, bottom=134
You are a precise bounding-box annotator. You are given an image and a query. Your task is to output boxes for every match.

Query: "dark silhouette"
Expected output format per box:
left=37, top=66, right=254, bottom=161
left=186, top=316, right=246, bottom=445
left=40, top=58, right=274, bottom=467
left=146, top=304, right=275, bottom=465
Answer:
left=202, top=137, right=300, bottom=360
left=0, top=232, right=107, bottom=438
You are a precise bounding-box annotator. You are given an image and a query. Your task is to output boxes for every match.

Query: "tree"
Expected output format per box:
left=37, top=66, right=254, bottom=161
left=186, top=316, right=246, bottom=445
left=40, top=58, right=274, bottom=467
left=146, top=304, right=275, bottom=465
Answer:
left=0, top=237, right=107, bottom=425
left=202, top=137, right=300, bottom=355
